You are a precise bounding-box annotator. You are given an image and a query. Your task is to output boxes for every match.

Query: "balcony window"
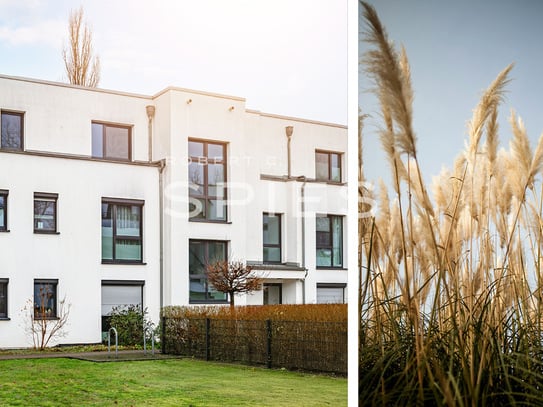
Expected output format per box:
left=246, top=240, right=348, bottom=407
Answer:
left=102, top=199, right=143, bottom=263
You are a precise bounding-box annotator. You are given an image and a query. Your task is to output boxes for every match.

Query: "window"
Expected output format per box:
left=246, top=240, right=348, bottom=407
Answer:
left=316, top=215, right=343, bottom=268
left=0, top=190, right=7, bottom=232
left=101, top=280, right=144, bottom=333
left=315, top=150, right=341, bottom=182
left=189, top=240, right=228, bottom=303
left=1, top=111, right=23, bottom=150
left=34, top=279, right=58, bottom=319
left=102, top=199, right=143, bottom=263
left=34, top=193, right=58, bottom=233
left=188, top=140, right=227, bottom=221
left=92, top=122, right=131, bottom=161
left=263, top=213, right=281, bottom=263
left=317, top=283, right=346, bottom=304
left=263, top=283, right=282, bottom=305
left=0, top=279, right=8, bottom=319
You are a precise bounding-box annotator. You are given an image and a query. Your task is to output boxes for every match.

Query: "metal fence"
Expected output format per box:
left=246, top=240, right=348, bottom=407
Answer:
left=161, top=317, right=347, bottom=375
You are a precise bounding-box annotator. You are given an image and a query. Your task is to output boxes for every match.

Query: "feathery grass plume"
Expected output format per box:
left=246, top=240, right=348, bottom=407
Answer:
left=466, top=64, right=513, bottom=158
left=362, top=2, right=416, bottom=158
left=485, top=106, right=500, bottom=175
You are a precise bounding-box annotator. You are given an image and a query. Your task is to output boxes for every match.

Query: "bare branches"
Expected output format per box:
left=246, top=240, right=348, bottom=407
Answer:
left=206, top=260, right=263, bottom=309
left=62, top=6, right=100, bottom=87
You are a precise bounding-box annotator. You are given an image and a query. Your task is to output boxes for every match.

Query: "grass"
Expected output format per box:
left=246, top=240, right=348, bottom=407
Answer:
left=360, top=1, right=543, bottom=405
left=0, top=358, right=346, bottom=406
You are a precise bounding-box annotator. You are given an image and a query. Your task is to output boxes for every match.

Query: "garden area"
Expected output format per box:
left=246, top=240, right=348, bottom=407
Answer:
left=0, top=357, right=346, bottom=406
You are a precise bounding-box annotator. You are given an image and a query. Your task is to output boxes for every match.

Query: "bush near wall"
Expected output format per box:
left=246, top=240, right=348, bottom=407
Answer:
left=161, top=304, right=347, bottom=375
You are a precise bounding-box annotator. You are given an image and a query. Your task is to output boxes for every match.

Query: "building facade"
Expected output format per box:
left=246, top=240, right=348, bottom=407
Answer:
left=0, top=74, right=347, bottom=348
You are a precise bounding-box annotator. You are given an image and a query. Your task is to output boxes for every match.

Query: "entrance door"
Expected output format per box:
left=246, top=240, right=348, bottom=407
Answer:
left=263, top=283, right=282, bottom=305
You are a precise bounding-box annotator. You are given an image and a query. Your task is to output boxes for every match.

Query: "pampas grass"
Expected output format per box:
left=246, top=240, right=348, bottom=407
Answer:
left=360, top=2, right=543, bottom=405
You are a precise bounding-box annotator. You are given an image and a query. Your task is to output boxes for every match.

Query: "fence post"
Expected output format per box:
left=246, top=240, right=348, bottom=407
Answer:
left=266, top=319, right=272, bottom=369
left=206, top=318, right=211, bottom=361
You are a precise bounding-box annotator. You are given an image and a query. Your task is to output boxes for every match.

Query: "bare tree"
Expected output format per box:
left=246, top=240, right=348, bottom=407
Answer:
left=62, top=6, right=100, bottom=87
left=206, top=260, right=262, bottom=309
left=22, top=285, right=71, bottom=350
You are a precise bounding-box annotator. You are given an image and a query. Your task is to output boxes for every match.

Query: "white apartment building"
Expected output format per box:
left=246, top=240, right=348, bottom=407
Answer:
left=0, top=74, right=347, bottom=348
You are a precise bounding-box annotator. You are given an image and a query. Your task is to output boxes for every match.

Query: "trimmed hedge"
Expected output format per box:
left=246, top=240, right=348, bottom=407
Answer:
left=161, top=305, right=347, bottom=375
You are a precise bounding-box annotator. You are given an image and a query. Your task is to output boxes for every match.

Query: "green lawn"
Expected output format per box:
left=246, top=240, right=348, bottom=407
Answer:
left=0, top=358, right=346, bottom=406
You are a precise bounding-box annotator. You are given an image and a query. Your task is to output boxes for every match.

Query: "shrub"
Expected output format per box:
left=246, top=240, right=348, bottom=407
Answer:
left=108, top=305, right=154, bottom=346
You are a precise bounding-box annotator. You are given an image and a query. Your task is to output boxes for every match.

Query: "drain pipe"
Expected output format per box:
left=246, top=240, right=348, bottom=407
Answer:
left=158, top=159, right=166, bottom=312
left=146, top=105, right=155, bottom=162
left=298, top=176, right=308, bottom=304
left=286, top=126, right=293, bottom=178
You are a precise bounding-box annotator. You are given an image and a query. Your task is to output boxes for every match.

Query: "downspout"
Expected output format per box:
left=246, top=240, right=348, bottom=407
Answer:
left=158, top=159, right=166, bottom=311
left=298, top=176, right=308, bottom=304
left=146, top=105, right=155, bottom=162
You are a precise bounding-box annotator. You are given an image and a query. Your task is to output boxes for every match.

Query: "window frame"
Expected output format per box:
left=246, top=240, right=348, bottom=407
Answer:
left=0, top=110, right=24, bottom=151
left=92, top=121, right=132, bottom=161
left=101, top=198, right=144, bottom=264
left=189, top=239, right=229, bottom=304
left=263, top=283, right=282, bottom=305
left=33, top=192, right=58, bottom=234
left=315, top=150, right=342, bottom=182
left=0, top=278, right=8, bottom=319
left=316, top=283, right=346, bottom=304
left=263, top=213, right=282, bottom=264
left=34, top=279, right=58, bottom=320
left=188, top=139, right=228, bottom=222
left=0, top=190, right=7, bottom=232
left=315, top=214, right=343, bottom=269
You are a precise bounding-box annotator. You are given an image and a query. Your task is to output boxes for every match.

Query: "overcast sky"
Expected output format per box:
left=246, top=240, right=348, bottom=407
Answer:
left=360, top=0, right=543, bottom=192
left=0, top=0, right=347, bottom=125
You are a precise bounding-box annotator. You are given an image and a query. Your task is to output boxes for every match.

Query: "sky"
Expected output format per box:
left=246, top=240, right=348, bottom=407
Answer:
left=0, top=0, right=347, bottom=125
left=359, top=0, right=543, bottom=194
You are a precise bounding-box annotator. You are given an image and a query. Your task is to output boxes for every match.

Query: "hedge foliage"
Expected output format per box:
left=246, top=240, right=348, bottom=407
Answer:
left=161, top=304, right=347, bottom=374
left=161, top=304, right=347, bottom=322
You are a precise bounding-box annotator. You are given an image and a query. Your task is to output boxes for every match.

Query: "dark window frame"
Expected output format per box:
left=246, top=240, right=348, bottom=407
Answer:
left=0, top=278, right=8, bottom=319
left=188, top=139, right=228, bottom=222
left=34, top=279, right=58, bottom=320
left=316, top=214, right=343, bottom=269
left=0, top=190, right=7, bottom=232
left=101, top=280, right=145, bottom=333
left=315, top=150, right=342, bottom=182
left=263, top=213, right=282, bottom=264
left=92, top=121, right=132, bottom=161
left=189, top=239, right=229, bottom=304
left=101, top=198, right=144, bottom=264
left=263, top=283, right=282, bottom=305
left=316, top=283, right=346, bottom=304
left=1, top=110, right=24, bottom=151
left=33, top=192, right=58, bottom=234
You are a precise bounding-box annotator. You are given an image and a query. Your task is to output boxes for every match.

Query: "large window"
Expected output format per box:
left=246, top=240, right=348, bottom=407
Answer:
left=315, top=150, right=341, bottom=182
left=34, top=279, right=58, bottom=319
left=316, top=215, right=343, bottom=268
left=1, top=111, right=23, bottom=150
left=0, top=190, right=7, bottom=232
left=34, top=193, right=58, bottom=234
left=0, top=279, right=8, bottom=319
left=317, top=283, right=346, bottom=304
left=189, top=240, right=228, bottom=303
left=263, top=213, right=281, bottom=263
left=92, top=122, right=131, bottom=161
left=102, top=199, right=143, bottom=263
left=188, top=140, right=227, bottom=221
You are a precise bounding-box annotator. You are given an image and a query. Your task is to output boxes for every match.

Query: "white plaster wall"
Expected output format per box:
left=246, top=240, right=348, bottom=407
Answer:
left=0, top=76, right=152, bottom=161
left=0, top=152, right=160, bottom=348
